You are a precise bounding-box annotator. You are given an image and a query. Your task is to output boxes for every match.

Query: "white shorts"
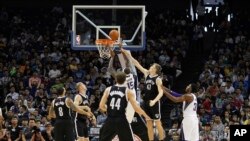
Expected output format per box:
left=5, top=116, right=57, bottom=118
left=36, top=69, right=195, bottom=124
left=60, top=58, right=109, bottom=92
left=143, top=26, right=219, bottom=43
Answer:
left=126, top=89, right=136, bottom=123
left=181, top=116, right=199, bottom=141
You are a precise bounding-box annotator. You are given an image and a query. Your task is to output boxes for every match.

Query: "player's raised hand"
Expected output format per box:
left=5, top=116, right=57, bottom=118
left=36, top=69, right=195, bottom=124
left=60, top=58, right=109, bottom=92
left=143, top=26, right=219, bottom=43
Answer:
left=118, top=38, right=123, bottom=49
left=90, top=116, right=97, bottom=127
left=149, top=100, right=156, bottom=107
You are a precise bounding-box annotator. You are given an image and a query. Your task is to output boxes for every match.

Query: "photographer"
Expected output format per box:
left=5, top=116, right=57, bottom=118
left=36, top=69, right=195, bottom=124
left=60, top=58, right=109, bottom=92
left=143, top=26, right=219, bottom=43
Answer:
left=0, top=116, right=11, bottom=141
left=168, top=121, right=180, bottom=141
left=41, top=122, right=54, bottom=141
left=30, top=126, right=45, bottom=141
left=7, top=116, right=26, bottom=141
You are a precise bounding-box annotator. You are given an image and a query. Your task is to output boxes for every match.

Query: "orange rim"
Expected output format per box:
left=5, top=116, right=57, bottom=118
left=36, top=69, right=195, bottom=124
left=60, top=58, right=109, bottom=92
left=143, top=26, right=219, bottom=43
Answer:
left=95, top=39, right=115, bottom=47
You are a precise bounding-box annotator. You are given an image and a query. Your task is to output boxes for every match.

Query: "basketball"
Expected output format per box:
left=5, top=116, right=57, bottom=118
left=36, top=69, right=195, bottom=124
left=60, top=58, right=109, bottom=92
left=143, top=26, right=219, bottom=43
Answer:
left=109, top=29, right=119, bottom=41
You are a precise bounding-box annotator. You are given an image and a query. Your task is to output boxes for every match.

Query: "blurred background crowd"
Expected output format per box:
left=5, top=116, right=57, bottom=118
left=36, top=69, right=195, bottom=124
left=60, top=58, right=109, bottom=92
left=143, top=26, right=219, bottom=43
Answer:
left=0, top=0, right=250, bottom=141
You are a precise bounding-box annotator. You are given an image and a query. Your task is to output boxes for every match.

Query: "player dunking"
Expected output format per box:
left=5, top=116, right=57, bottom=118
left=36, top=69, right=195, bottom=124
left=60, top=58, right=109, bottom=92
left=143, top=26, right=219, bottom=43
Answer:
left=161, top=84, right=199, bottom=141
left=74, top=82, right=96, bottom=141
left=121, top=49, right=165, bottom=141
left=108, top=48, right=138, bottom=123
left=99, top=72, right=150, bottom=141
left=48, top=87, right=92, bottom=141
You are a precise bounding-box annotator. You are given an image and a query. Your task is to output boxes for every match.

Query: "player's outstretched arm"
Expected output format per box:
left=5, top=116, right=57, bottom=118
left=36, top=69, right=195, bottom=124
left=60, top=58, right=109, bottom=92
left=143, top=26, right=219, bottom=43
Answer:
left=161, top=85, right=194, bottom=103
left=67, top=98, right=92, bottom=118
left=127, top=89, right=151, bottom=120
left=107, top=57, right=116, bottom=78
left=161, top=85, right=185, bottom=103
left=99, top=87, right=110, bottom=113
left=161, top=86, right=182, bottom=97
left=120, top=48, right=148, bottom=76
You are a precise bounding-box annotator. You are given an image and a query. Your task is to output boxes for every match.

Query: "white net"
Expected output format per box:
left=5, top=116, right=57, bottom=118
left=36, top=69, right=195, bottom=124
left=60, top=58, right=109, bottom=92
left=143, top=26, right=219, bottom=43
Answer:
left=95, top=39, right=115, bottom=59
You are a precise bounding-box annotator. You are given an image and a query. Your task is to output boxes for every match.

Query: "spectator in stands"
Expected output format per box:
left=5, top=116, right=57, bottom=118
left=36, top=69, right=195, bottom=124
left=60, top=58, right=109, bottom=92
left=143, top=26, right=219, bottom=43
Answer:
left=224, top=80, right=235, bottom=94
left=48, top=65, right=61, bottom=79
left=221, top=126, right=230, bottom=141
left=41, top=122, right=54, bottom=141
left=211, top=115, right=224, bottom=139
left=168, top=121, right=180, bottom=138
left=202, top=96, right=212, bottom=114
left=199, top=123, right=216, bottom=141
left=4, top=96, right=14, bottom=112
left=25, top=117, right=36, bottom=140
left=30, top=125, right=45, bottom=141
left=5, top=86, right=19, bottom=101
left=7, top=116, right=26, bottom=141
left=18, top=105, right=29, bottom=120
left=96, top=112, right=107, bottom=126
left=221, top=111, right=230, bottom=126
left=0, top=115, right=10, bottom=141
left=29, top=72, right=41, bottom=97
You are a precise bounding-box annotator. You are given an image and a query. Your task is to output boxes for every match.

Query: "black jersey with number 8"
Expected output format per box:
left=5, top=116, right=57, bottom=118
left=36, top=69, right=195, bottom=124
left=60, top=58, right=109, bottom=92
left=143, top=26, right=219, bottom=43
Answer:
left=54, top=96, right=72, bottom=120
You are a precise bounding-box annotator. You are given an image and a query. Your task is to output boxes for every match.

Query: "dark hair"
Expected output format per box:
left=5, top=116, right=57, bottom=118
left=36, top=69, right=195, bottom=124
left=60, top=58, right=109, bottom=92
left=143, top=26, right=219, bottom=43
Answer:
left=21, top=105, right=27, bottom=110
left=123, top=67, right=131, bottom=74
left=11, top=116, right=18, bottom=120
left=191, top=83, right=198, bottom=92
left=56, top=87, right=65, bottom=96
left=29, top=117, right=35, bottom=122
left=115, top=72, right=126, bottom=84
left=153, top=63, right=162, bottom=75
left=32, top=126, right=40, bottom=133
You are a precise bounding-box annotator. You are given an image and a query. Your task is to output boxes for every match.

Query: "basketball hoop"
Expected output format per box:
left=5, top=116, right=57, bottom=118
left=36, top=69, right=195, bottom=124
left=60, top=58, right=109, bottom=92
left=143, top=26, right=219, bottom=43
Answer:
left=95, top=39, right=115, bottom=59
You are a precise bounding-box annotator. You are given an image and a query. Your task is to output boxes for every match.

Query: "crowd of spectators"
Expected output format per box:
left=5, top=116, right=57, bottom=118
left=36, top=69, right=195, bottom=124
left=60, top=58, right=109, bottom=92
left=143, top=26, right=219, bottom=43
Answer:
left=165, top=3, right=250, bottom=141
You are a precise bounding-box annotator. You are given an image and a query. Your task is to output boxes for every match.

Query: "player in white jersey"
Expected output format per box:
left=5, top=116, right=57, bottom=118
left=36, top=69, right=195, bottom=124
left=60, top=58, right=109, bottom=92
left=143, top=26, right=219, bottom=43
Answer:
left=123, top=67, right=138, bottom=123
left=161, top=84, right=199, bottom=141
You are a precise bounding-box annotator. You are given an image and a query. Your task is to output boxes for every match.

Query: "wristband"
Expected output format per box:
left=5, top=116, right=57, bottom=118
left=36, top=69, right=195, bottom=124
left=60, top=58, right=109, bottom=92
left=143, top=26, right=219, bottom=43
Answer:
left=170, top=91, right=182, bottom=97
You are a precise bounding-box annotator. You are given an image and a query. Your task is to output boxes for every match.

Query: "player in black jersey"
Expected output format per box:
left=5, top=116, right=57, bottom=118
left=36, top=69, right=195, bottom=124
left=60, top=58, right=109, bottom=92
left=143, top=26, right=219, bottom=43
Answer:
left=74, top=82, right=96, bottom=141
left=99, top=72, right=150, bottom=141
left=48, top=87, right=92, bottom=141
left=107, top=48, right=139, bottom=123
left=121, top=49, right=165, bottom=141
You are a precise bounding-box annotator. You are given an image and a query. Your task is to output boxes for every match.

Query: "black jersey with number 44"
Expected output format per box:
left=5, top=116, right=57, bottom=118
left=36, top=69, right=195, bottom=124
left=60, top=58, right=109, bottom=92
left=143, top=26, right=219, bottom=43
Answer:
left=107, top=86, right=128, bottom=118
left=54, top=96, right=72, bottom=120
left=144, top=75, right=159, bottom=101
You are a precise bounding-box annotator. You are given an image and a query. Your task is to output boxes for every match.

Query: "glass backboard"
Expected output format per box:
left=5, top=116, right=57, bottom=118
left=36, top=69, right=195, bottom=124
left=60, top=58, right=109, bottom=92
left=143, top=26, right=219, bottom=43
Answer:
left=71, top=5, right=147, bottom=51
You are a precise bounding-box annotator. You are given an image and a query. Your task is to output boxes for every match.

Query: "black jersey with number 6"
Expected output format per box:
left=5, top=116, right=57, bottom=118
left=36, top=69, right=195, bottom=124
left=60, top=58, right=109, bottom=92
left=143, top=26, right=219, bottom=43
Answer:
left=107, top=85, right=128, bottom=118
left=144, top=75, right=159, bottom=102
left=54, top=96, right=72, bottom=120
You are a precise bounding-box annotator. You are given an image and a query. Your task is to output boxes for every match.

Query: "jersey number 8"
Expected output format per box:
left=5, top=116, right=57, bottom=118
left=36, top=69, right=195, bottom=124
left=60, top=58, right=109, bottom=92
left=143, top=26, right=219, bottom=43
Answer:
left=58, top=107, right=64, bottom=116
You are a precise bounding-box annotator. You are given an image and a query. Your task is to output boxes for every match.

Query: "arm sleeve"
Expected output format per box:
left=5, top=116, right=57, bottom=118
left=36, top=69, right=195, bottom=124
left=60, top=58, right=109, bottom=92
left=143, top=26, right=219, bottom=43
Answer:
left=171, top=91, right=182, bottom=97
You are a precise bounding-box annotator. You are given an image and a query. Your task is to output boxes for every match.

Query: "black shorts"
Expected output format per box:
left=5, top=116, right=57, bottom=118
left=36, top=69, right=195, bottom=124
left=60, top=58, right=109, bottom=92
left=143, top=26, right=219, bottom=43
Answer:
left=74, top=119, right=88, bottom=138
left=144, top=101, right=161, bottom=120
left=54, top=119, right=75, bottom=141
left=99, top=117, right=134, bottom=141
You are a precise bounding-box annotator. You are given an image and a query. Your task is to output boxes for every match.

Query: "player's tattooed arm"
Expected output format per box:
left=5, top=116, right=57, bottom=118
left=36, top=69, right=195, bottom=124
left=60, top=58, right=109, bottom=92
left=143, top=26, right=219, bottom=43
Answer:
left=48, top=100, right=56, bottom=119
